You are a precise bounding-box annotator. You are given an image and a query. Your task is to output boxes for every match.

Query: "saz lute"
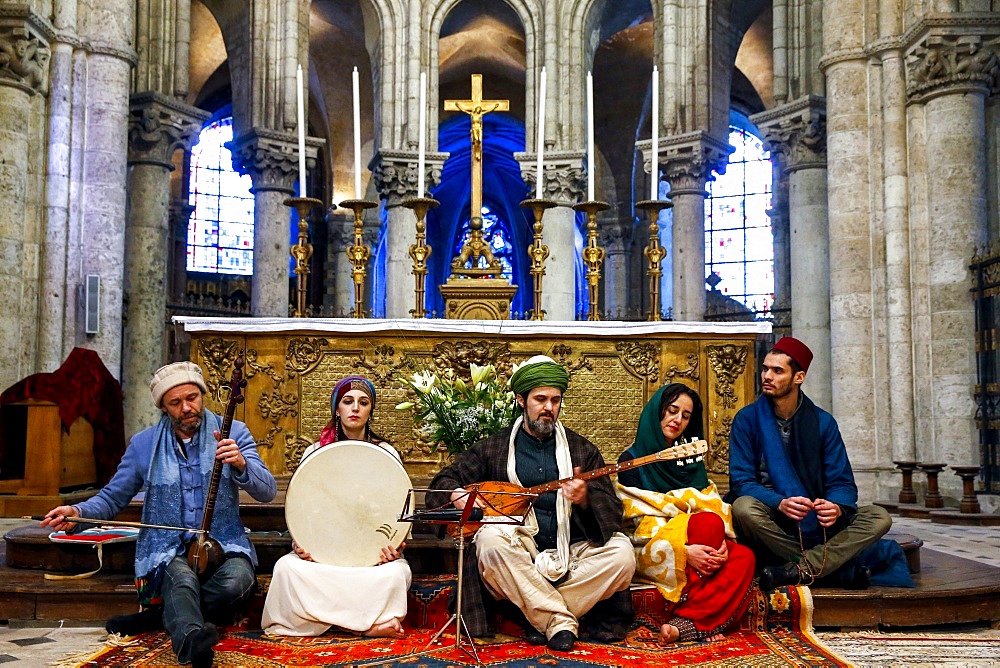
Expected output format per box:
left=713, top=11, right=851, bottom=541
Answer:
left=447, top=439, right=708, bottom=539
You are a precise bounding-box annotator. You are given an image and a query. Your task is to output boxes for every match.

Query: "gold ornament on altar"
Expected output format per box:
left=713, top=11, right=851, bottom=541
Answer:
left=284, top=197, right=323, bottom=317
left=339, top=198, right=377, bottom=318
left=574, top=200, right=610, bottom=321
left=636, top=199, right=673, bottom=321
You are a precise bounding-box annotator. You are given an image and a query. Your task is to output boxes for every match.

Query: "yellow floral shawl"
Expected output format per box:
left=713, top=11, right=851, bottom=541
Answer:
left=617, top=481, right=734, bottom=602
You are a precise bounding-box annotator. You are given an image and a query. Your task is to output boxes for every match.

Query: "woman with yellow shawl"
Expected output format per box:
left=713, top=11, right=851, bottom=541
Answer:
left=617, top=383, right=755, bottom=643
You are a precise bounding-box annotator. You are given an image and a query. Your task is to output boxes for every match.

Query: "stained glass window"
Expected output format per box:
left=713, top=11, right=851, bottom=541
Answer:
left=187, top=117, right=255, bottom=274
left=453, top=205, right=514, bottom=283
left=704, top=117, right=774, bottom=313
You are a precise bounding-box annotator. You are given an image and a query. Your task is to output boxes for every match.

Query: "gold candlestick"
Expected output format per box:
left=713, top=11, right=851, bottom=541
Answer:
left=284, top=197, right=324, bottom=317
left=519, top=198, right=557, bottom=320
left=338, top=198, right=378, bottom=318
left=402, top=196, right=440, bottom=318
left=573, top=200, right=610, bottom=321
left=636, top=199, right=673, bottom=322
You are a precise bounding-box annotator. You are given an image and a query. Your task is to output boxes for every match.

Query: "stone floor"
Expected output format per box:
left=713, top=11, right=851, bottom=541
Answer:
left=1, top=515, right=999, bottom=665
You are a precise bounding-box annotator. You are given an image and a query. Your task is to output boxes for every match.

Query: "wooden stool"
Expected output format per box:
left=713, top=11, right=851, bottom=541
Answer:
left=893, top=460, right=919, bottom=504
left=917, top=463, right=946, bottom=508
left=950, top=465, right=982, bottom=514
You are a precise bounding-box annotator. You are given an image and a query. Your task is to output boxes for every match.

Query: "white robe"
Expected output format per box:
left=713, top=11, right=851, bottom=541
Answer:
left=262, top=441, right=413, bottom=636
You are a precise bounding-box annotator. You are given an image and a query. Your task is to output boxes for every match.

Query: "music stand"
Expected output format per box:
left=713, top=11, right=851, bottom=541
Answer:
left=365, top=487, right=537, bottom=667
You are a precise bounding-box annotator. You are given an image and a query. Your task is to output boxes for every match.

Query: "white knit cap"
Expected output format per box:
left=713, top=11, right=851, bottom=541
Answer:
left=149, top=361, right=208, bottom=407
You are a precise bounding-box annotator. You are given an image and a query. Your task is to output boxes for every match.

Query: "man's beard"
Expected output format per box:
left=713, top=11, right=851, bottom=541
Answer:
left=526, top=413, right=556, bottom=439
left=171, top=411, right=202, bottom=435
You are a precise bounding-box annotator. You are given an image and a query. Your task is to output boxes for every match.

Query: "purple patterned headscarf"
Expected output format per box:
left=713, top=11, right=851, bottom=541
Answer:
left=319, top=376, right=376, bottom=446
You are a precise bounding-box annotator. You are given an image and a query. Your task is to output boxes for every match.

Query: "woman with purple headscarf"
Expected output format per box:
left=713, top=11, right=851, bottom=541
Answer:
left=262, top=376, right=411, bottom=638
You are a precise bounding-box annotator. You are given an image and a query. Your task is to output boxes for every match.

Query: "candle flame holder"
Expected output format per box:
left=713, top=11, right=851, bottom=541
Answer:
left=402, top=196, right=440, bottom=318
left=519, top=198, right=557, bottom=320
left=573, top=200, right=610, bottom=321
left=636, top=199, right=673, bottom=322
left=338, top=198, right=378, bottom=318
left=284, top=197, right=324, bottom=317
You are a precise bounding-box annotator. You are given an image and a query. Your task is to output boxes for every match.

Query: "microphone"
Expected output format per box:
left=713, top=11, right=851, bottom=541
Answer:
left=414, top=508, right=485, bottom=522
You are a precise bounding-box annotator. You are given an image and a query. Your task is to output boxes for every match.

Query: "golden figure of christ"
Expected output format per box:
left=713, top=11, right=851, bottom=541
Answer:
left=444, top=74, right=509, bottom=244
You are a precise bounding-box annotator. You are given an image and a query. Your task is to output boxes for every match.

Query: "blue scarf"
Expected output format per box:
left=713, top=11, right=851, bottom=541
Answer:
left=752, top=394, right=824, bottom=537
left=134, top=411, right=252, bottom=606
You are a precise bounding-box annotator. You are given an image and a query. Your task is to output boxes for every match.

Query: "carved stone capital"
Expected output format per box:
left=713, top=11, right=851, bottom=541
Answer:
left=230, top=128, right=324, bottom=195
left=128, top=92, right=211, bottom=168
left=599, top=221, right=632, bottom=250
left=751, top=95, right=827, bottom=173
left=638, top=131, right=733, bottom=195
left=326, top=211, right=354, bottom=251
left=904, top=17, right=1000, bottom=103
left=515, top=150, right=586, bottom=204
left=370, top=149, right=449, bottom=206
left=0, top=6, right=55, bottom=95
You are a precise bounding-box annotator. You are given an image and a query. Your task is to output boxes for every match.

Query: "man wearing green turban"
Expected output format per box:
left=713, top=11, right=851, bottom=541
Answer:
left=427, top=355, right=635, bottom=652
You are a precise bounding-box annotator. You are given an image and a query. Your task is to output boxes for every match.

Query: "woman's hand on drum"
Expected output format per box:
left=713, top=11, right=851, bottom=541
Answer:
left=292, top=540, right=314, bottom=562
left=378, top=541, right=405, bottom=564
left=450, top=487, right=486, bottom=510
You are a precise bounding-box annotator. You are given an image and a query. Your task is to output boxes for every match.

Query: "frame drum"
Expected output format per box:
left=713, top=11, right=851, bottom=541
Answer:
left=284, top=440, right=411, bottom=567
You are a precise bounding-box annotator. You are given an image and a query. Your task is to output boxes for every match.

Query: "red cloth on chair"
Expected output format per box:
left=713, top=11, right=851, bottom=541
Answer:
left=0, top=347, right=125, bottom=486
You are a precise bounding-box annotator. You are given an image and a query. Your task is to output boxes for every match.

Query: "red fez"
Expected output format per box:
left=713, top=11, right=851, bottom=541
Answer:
left=771, top=336, right=813, bottom=373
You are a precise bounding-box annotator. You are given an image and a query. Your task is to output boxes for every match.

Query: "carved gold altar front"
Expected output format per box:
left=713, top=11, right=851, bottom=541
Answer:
left=179, top=318, right=766, bottom=487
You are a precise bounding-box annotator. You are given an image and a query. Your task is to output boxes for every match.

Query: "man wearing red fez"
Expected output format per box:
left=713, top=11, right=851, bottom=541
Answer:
left=727, top=337, right=892, bottom=591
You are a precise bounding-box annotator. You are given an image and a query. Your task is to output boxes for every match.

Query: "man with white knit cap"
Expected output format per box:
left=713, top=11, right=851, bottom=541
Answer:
left=42, top=361, right=276, bottom=668
left=426, top=355, right=635, bottom=651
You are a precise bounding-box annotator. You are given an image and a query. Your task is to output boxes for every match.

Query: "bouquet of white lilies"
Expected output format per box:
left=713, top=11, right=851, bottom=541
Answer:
left=396, top=363, right=517, bottom=454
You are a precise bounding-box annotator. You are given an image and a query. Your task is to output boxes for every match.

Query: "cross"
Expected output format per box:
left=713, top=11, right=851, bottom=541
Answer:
left=444, top=74, right=509, bottom=228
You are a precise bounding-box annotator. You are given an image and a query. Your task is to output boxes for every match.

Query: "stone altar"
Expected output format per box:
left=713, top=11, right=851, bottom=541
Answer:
left=174, top=317, right=770, bottom=484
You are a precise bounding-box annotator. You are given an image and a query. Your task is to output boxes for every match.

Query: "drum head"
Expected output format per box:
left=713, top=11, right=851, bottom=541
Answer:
left=284, top=440, right=411, bottom=567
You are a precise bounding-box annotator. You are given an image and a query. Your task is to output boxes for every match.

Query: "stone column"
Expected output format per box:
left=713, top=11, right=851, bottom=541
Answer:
left=371, top=150, right=447, bottom=319
left=123, top=93, right=208, bottom=436
left=906, top=33, right=995, bottom=468
left=231, top=129, right=310, bottom=317
left=325, top=210, right=354, bottom=317
left=643, top=133, right=731, bottom=322
left=754, top=96, right=833, bottom=409
left=600, top=218, right=632, bottom=319
left=517, top=151, right=585, bottom=321
left=0, top=13, right=49, bottom=391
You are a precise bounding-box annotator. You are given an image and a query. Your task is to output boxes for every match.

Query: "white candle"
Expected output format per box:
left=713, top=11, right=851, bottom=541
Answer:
left=535, top=67, right=546, bottom=199
left=650, top=66, right=659, bottom=201
left=353, top=66, right=362, bottom=199
left=296, top=64, right=306, bottom=197
left=417, top=71, right=427, bottom=196
left=586, top=71, right=595, bottom=202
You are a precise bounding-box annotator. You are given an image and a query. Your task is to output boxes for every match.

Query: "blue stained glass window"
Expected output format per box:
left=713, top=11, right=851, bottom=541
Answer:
left=453, top=205, right=514, bottom=282
left=704, top=119, right=774, bottom=312
left=187, top=117, right=255, bottom=275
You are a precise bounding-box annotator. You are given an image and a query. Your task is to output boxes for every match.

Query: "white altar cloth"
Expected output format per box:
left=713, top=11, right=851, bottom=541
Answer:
left=173, top=317, right=771, bottom=337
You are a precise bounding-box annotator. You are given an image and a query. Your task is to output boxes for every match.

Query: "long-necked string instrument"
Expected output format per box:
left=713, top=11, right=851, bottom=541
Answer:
left=186, top=353, right=246, bottom=578
left=447, top=439, right=709, bottom=539
left=24, top=515, right=205, bottom=533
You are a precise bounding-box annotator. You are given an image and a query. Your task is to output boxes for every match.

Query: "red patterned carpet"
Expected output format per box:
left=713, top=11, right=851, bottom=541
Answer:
left=80, top=579, right=846, bottom=667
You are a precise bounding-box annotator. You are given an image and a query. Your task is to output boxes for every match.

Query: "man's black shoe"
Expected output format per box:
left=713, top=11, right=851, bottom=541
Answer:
left=547, top=630, right=576, bottom=651
left=523, top=626, right=546, bottom=645
left=189, top=622, right=219, bottom=668
left=105, top=608, right=163, bottom=636
left=759, top=563, right=802, bottom=591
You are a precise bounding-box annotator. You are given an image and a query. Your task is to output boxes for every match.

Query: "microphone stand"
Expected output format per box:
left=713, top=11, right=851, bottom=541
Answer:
left=358, top=488, right=536, bottom=667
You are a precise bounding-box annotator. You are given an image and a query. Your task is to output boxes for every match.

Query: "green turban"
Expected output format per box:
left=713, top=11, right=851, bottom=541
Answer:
left=509, top=355, right=569, bottom=396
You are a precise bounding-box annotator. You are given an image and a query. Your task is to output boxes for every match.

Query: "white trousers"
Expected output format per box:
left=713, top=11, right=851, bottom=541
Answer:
left=262, top=553, right=411, bottom=636
left=475, top=526, right=635, bottom=638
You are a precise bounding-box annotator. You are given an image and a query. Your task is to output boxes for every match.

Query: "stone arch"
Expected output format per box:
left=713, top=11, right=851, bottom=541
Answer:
left=427, top=0, right=538, bottom=152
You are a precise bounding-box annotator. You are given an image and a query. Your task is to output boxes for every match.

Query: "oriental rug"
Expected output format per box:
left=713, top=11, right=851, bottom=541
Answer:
left=815, top=630, right=1000, bottom=667
left=75, top=580, right=848, bottom=667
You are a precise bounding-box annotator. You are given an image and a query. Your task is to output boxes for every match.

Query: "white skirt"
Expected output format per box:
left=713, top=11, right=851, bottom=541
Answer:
left=261, top=552, right=412, bottom=636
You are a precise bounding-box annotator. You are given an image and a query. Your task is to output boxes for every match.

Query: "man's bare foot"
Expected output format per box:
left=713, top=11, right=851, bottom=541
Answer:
left=659, top=624, right=680, bottom=643
left=705, top=633, right=725, bottom=642
left=362, top=619, right=404, bottom=638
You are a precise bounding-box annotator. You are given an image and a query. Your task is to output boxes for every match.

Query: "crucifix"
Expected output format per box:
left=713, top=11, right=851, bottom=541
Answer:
left=444, top=74, right=509, bottom=277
